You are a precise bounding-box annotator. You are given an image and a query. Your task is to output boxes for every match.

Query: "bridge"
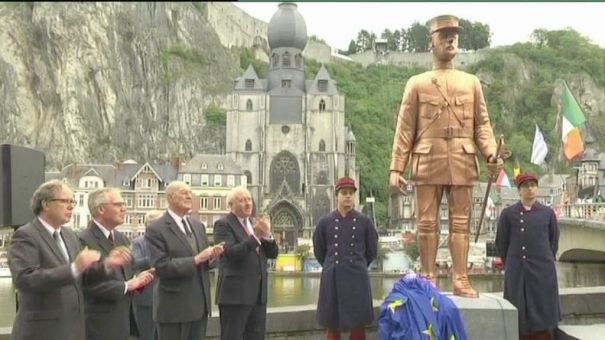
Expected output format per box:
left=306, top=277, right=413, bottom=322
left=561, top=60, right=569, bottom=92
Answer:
left=557, top=203, right=605, bottom=262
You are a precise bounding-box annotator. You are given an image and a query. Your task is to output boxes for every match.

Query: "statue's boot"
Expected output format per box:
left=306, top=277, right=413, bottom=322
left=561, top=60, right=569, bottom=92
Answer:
left=418, top=231, right=439, bottom=285
left=450, top=231, right=478, bottom=298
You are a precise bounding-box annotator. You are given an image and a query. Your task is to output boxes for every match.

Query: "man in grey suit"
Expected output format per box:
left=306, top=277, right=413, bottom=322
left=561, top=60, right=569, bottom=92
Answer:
left=132, top=210, right=163, bottom=340
left=214, top=186, right=279, bottom=340
left=146, top=181, right=224, bottom=340
left=7, top=179, right=132, bottom=340
left=79, top=188, right=155, bottom=340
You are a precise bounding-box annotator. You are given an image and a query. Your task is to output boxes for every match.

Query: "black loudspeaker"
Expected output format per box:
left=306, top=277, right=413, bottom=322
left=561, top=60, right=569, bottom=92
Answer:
left=0, top=144, right=45, bottom=228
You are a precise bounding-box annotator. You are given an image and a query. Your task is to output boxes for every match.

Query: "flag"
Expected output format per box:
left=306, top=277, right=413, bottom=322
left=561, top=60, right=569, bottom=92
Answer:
left=495, top=169, right=511, bottom=188
left=531, top=124, right=548, bottom=165
left=513, top=157, right=521, bottom=179
left=561, top=83, right=586, bottom=161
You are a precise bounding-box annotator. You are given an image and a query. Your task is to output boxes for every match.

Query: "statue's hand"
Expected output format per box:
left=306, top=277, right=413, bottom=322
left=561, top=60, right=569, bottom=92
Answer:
left=390, top=171, right=408, bottom=196
left=487, top=155, right=504, bottom=177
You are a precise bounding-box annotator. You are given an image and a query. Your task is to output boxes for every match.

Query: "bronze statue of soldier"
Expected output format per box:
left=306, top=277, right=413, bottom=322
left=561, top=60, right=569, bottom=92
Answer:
left=389, top=15, right=503, bottom=298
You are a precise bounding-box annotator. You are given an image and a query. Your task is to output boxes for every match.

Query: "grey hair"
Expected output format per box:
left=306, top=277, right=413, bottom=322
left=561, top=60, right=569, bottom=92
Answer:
left=145, top=210, right=163, bottom=227
left=166, top=181, right=190, bottom=196
left=31, top=180, right=69, bottom=215
left=88, top=187, right=121, bottom=218
left=226, top=186, right=251, bottom=208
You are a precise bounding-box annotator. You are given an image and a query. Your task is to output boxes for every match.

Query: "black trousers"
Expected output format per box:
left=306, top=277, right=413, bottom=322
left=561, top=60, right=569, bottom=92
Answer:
left=157, top=317, right=208, bottom=340
left=219, top=304, right=267, bottom=340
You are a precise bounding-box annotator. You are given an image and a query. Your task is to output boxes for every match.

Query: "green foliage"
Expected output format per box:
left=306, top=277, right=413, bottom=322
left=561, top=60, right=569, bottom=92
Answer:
left=404, top=242, right=419, bottom=261
left=238, top=47, right=268, bottom=78
left=294, top=244, right=311, bottom=261
left=205, top=103, right=226, bottom=125
left=192, top=2, right=206, bottom=17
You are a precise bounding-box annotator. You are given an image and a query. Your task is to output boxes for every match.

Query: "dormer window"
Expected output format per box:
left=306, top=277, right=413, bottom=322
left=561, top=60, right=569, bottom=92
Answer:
left=217, top=163, right=224, bottom=170
left=245, top=79, right=254, bottom=89
left=201, top=163, right=207, bottom=170
left=318, top=80, right=328, bottom=92
left=282, top=79, right=291, bottom=88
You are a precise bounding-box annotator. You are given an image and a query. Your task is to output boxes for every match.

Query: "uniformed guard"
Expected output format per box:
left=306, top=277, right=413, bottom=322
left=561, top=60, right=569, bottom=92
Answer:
left=496, top=173, right=561, bottom=339
left=389, top=14, right=504, bottom=297
left=313, top=177, right=379, bottom=340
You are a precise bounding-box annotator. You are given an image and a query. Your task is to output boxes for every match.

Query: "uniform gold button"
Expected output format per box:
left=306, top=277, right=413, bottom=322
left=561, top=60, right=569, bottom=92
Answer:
left=521, top=228, right=525, bottom=232
left=335, top=243, right=339, bottom=247
left=352, top=235, right=355, bottom=239
left=335, top=226, right=339, bottom=230
left=335, top=252, right=339, bottom=256
left=335, top=219, right=339, bottom=222
left=350, top=243, right=354, bottom=247
left=522, top=246, right=526, bottom=250
left=353, top=227, right=356, bottom=230
left=336, top=260, right=339, bottom=264
left=522, top=255, right=526, bottom=259
left=353, top=218, right=357, bottom=222
left=334, top=235, right=338, bottom=238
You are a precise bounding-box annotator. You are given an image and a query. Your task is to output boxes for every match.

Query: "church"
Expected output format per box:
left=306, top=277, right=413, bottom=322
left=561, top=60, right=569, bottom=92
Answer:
left=225, top=3, right=357, bottom=248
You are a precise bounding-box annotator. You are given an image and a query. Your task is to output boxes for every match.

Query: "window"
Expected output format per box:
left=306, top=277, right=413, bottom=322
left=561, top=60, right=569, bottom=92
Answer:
left=160, top=198, right=167, bottom=209
left=125, top=214, right=132, bottom=225
left=246, top=99, right=253, bottom=111
left=183, top=174, right=191, bottom=185
left=79, top=194, right=84, bottom=207
left=227, top=175, right=235, bottom=187
left=282, top=52, right=291, bottom=67
left=217, top=163, right=224, bottom=170
left=295, top=54, right=302, bottom=68
left=214, top=175, right=222, bottom=187
left=319, top=99, right=326, bottom=112
left=137, top=194, right=156, bottom=208
left=318, top=80, right=328, bottom=92
left=201, top=175, right=209, bottom=186
left=122, top=179, right=130, bottom=186
left=281, top=79, right=291, bottom=88
left=201, top=163, right=207, bottom=170
left=124, top=195, right=133, bottom=208
left=244, top=171, right=252, bottom=185
left=75, top=214, right=80, bottom=228
left=213, top=197, right=222, bottom=210
left=272, top=53, right=279, bottom=67
left=200, top=197, right=209, bottom=210
left=245, top=139, right=252, bottom=151
left=245, top=79, right=254, bottom=89
left=319, top=140, right=326, bottom=152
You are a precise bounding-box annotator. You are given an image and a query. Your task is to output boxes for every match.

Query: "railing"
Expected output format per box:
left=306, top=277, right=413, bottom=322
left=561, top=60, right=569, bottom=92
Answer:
left=557, top=203, right=605, bottom=221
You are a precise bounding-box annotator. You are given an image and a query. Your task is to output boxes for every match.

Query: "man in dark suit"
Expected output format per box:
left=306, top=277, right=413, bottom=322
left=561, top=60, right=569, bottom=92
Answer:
left=79, top=188, right=155, bottom=340
left=146, top=181, right=224, bottom=340
left=132, top=210, right=163, bottom=340
left=7, top=180, right=132, bottom=340
left=214, top=186, right=279, bottom=340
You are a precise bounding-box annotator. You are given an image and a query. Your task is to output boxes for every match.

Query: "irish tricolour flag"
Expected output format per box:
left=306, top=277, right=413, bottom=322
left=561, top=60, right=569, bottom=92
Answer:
left=561, top=83, right=586, bottom=161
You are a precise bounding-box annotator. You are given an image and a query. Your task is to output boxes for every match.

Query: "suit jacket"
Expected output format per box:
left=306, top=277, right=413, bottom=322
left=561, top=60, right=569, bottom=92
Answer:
left=390, top=68, right=498, bottom=185
left=214, top=213, right=279, bottom=305
left=146, top=212, right=212, bottom=323
left=7, top=218, right=85, bottom=340
left=79, top=222, right=137, bottom=340
left=132, top=234, right=153, bottom=307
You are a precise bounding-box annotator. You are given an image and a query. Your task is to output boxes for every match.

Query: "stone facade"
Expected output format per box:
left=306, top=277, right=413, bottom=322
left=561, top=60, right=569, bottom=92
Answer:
left=225, top=3, right=357, bottom=249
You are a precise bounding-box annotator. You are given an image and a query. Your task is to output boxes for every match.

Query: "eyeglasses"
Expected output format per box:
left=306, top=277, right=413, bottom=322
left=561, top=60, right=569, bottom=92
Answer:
left=102, top=202, right=126, bottom=208
left=48, top=198, right=77, bottom=205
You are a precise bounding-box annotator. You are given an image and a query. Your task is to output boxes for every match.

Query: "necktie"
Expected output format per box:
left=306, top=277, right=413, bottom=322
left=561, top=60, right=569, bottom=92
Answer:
left=182, top=218, right=193, bottom=237
left=108, top=231, right=115, bottom=246
left=53, top=231, right=70, bottom=262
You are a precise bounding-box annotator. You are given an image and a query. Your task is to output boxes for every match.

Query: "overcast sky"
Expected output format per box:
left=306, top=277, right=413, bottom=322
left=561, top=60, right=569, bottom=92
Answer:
left=234, top=2, right=605, bottom=50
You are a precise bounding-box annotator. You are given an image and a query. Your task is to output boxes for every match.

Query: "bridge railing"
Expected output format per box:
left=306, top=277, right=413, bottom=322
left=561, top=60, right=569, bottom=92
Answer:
left=557, top=203, right=605, bottom=221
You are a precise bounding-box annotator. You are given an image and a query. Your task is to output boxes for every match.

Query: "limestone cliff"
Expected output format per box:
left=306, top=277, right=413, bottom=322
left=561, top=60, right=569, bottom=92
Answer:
left=0, top=2, right=238, bottom=169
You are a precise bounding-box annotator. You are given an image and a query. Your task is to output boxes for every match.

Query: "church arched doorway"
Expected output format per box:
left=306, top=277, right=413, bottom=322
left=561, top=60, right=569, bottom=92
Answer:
left=269, top=201, right=303, bottom=252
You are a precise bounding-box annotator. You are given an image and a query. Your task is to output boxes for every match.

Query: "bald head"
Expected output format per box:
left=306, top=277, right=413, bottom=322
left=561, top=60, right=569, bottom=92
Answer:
left=166, top=181, right=193, bottom=216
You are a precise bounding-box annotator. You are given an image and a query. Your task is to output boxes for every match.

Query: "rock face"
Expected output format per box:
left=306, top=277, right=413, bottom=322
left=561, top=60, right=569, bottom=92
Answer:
left=0, top=2, right=238, bottom=169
